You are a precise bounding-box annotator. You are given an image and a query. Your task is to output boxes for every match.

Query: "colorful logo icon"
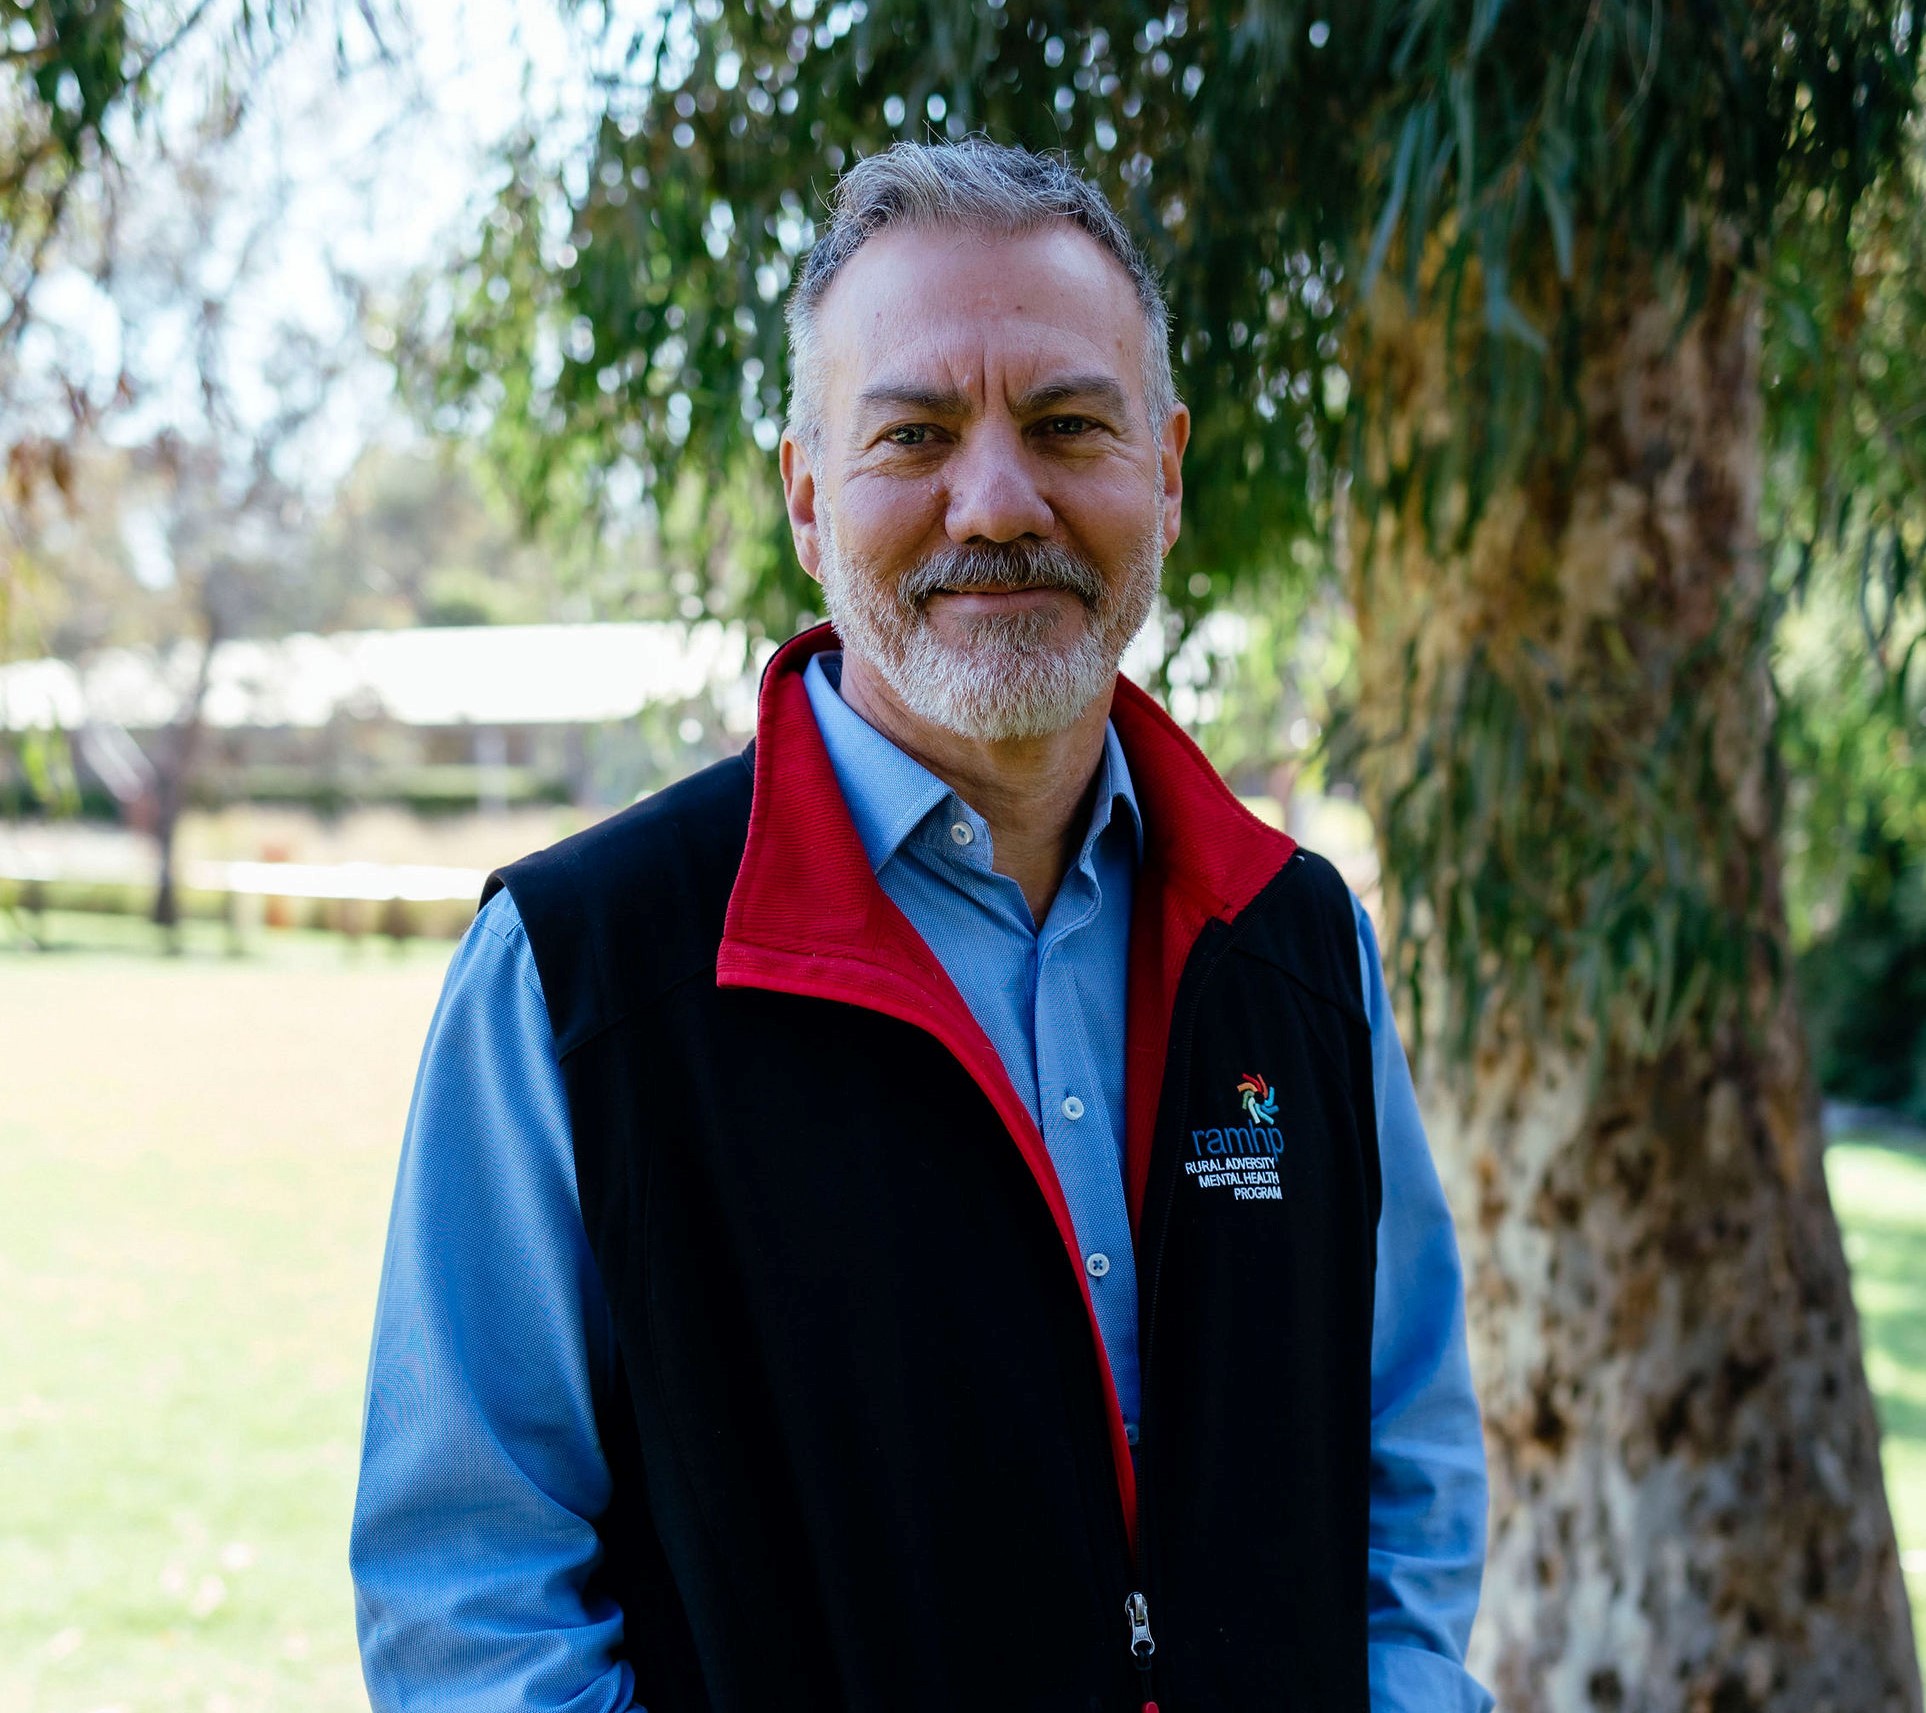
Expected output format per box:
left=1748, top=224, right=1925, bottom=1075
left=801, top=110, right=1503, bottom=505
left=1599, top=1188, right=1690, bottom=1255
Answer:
left=1236, top=1072, right=1278, bottom=1125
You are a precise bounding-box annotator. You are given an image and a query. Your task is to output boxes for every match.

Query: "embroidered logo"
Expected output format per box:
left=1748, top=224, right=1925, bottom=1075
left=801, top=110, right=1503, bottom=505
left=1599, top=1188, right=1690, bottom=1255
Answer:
left=1236, top=1072, right=1278, bottom=1126
left=1185, top=1073, right=1285, bottom=1200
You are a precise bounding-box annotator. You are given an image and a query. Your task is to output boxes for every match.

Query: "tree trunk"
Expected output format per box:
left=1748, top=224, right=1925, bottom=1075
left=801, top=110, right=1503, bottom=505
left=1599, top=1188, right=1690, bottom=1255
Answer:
left=151, top=778, right=184, bottom=932
left=150, top=715, right=197, bottom=935
left=149, top=629, right=219, bottom=937
left=1348, top=267, right=1921, bottom=1710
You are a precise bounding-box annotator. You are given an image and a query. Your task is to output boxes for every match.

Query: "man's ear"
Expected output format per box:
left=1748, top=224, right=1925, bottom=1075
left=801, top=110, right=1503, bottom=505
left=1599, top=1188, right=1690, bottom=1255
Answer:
left=1159, top=402, right=1191, bottom=556
left=780, top=430, right=824, bottom=583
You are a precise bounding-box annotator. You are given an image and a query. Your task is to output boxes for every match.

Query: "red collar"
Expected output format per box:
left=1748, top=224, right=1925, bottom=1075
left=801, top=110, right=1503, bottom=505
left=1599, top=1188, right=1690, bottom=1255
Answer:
left=716, top=621, right=1297, bottom=1539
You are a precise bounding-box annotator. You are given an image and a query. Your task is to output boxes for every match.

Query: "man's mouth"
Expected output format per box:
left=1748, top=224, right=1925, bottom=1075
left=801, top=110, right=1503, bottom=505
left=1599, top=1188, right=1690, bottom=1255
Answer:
left=898, top=543, right=1109, bottom=612
left=928, top=583, right=1070, bottom=608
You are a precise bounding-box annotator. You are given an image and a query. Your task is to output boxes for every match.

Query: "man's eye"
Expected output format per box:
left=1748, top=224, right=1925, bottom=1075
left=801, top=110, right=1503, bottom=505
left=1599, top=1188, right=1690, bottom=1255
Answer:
left=884, top=424, right=932, bottom=446
left=1041, top=415, right=1095, bottom=435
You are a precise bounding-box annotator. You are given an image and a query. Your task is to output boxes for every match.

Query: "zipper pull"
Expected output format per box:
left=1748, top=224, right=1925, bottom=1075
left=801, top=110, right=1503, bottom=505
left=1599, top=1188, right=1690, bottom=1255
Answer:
left=1125, top=1589, right=1157, bottom=1710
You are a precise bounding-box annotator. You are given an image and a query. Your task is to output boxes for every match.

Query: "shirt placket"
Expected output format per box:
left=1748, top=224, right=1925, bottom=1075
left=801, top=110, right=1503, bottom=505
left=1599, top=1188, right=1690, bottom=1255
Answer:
left=1034, top=842, right=1143, bottom=1437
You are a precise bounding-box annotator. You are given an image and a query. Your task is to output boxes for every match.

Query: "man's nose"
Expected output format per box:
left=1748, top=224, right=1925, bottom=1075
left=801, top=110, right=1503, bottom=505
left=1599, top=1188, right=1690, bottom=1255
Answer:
left=941, top=423, right=1054, bottom=545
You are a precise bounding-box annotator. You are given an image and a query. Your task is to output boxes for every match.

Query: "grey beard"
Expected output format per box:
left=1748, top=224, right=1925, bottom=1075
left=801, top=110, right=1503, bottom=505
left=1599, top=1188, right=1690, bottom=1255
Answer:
left=817, top=516, right=1162, bottom=742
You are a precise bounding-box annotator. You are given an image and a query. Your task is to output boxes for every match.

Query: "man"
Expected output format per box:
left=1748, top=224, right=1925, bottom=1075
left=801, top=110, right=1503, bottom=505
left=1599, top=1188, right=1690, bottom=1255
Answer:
left=352, top=139, right=1491, bottom=1712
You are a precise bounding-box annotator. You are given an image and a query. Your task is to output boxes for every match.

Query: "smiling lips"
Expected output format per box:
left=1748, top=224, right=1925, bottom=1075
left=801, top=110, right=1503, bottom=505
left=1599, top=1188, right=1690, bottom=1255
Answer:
left=929, top=584, right=1075, bottom=609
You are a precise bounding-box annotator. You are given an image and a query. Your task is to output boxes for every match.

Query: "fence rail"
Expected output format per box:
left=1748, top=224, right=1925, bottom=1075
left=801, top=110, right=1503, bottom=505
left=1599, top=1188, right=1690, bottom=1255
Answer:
left=0, top=854, right=486, bottom=944
left=0, top=855, right=485, bottom=903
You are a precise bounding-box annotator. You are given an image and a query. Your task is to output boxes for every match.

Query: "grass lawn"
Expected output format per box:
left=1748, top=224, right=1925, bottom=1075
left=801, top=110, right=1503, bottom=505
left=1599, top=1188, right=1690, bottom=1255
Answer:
left=1829, top=1137, right=1926, bottom=1669
left=1, top=927, right=450, bottom=1713
left=2, top=926, right=1923, bottom=1707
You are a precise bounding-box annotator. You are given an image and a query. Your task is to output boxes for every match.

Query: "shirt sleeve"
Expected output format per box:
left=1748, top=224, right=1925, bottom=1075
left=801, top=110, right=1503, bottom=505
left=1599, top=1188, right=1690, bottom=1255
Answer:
left=1353, top=894, right=1496, bottom=1713
left=350, top=890, right=636, bottom=1713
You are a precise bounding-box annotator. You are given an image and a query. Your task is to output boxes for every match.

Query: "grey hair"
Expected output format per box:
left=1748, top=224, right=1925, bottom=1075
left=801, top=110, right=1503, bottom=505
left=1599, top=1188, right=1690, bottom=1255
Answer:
left=784, top=138, right=1178, bottom=451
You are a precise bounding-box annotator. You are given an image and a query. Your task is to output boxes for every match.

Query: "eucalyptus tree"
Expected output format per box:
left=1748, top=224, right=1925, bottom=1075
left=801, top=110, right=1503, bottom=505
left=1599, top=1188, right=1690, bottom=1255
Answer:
left=1, top=0, right=331, bottom=353
left=3, top=1, right=278, bottom=848
left=4, top=0, right=401, bottom=928
left=430, top=2, right=1926, bottom=1705
left=3, top=0, right=357, bottom=710
left=1776, top=135, right=1926, bottom=1127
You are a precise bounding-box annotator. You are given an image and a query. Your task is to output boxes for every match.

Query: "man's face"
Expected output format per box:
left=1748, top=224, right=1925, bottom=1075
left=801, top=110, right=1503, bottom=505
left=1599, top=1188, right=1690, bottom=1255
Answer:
left=780, top=221, right=1189, bottom=741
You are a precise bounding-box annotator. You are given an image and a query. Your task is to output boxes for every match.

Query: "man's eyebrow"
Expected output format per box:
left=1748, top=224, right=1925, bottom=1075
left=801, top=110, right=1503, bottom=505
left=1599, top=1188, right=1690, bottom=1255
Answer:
left=853, top=382, right=971, bottom=418
left=1012, top=375, right=1131, bottom=418
left=851, top=374, right=1133, bottom=422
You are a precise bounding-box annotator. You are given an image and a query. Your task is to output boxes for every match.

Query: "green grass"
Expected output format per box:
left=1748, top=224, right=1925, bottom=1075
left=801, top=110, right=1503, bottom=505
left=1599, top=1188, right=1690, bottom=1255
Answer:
left=2, top=940, right=1923, bottom=1707
left=0, top=939, right=450, bottom=1713
left=1828, top=1137, right=1926, bottom=1669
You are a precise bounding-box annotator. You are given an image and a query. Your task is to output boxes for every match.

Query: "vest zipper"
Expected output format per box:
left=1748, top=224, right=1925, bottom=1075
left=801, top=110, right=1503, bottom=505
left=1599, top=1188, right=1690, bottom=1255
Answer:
left=1127, top=1165, right=1179, bottom=1711
left=1126, top=1588, right=1158, bottom=1710
left=1130, top=1180, right=1176, bottom=1709
left=1128, top=899, right=1267, bottom=1710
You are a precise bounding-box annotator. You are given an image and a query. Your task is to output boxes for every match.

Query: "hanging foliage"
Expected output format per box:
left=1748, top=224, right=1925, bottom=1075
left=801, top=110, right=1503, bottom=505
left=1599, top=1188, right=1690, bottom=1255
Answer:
left=423, top=1, right=1923, bottom=1072
left=429, top=0, right=1916, bottom=611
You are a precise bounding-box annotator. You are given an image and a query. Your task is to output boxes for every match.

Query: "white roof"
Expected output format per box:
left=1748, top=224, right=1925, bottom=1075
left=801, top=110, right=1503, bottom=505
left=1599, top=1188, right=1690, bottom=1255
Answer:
left=0, top=621, right=765, bottom=733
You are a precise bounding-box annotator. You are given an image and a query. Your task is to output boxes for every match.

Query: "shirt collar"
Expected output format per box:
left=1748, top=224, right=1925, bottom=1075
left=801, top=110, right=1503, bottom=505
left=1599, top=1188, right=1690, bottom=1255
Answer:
left=1084, top=717, right=1145, bottom=865
left=802, top=649, right=1144, bottom=877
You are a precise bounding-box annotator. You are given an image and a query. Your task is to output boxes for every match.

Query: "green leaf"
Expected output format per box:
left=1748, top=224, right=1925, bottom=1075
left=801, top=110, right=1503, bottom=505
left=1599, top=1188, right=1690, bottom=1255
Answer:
left=1361, top=105, right=1422, bottom=299
left=1534, top=158, right=1574, bottom=280
left=1391, top=0, right=1449, bottom=79
left=1468, top=0, right=1508, bottom=59
left=1449, top=65, right=1476, bottom=221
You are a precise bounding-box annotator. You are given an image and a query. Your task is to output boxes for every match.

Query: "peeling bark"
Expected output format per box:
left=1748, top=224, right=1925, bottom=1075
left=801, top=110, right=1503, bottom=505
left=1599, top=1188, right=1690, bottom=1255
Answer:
left=1350, top=266, right=1921, bottom=1710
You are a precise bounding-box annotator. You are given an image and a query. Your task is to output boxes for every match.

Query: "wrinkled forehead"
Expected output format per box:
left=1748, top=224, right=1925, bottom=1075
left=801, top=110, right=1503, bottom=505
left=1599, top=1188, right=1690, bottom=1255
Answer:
left=811, top=220, right=1150, bottom=431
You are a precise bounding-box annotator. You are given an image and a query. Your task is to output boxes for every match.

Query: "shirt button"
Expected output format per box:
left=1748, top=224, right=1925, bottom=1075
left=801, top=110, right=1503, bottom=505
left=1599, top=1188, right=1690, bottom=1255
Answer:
left=1085, top=1252, right=1110, bottom=1278
left=1061, top=1095, right=1085, bottom=1120
left=949, top=821, right=973, bottom=846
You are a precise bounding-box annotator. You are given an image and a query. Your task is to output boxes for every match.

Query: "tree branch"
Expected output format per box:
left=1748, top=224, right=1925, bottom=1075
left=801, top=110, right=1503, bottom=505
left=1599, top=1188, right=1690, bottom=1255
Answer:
left=0, top=172, right=75, bottom=350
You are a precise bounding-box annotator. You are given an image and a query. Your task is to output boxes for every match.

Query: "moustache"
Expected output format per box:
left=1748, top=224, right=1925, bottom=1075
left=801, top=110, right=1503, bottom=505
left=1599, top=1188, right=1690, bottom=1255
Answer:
left=896, top=541, right=1108, bottom=613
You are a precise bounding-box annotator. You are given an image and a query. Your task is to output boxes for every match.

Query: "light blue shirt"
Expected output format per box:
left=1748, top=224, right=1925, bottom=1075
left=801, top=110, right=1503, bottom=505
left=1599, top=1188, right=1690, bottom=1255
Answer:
left=351, top=661, right=1493, bottom=1713
left=803, top=651, right=1146, bottom=1431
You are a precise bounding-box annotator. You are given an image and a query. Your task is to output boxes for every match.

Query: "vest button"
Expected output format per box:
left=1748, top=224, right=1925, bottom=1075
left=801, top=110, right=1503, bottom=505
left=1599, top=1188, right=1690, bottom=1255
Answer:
left=1085, top=1252, right=1110, bottom=1278
left=1061, top=1095, right=1085, bottom=1120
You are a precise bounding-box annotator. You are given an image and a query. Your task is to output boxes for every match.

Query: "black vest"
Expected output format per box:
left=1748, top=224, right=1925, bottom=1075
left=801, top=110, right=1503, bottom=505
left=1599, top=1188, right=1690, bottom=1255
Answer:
left=488, top=739, right=1381, bottom=1712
